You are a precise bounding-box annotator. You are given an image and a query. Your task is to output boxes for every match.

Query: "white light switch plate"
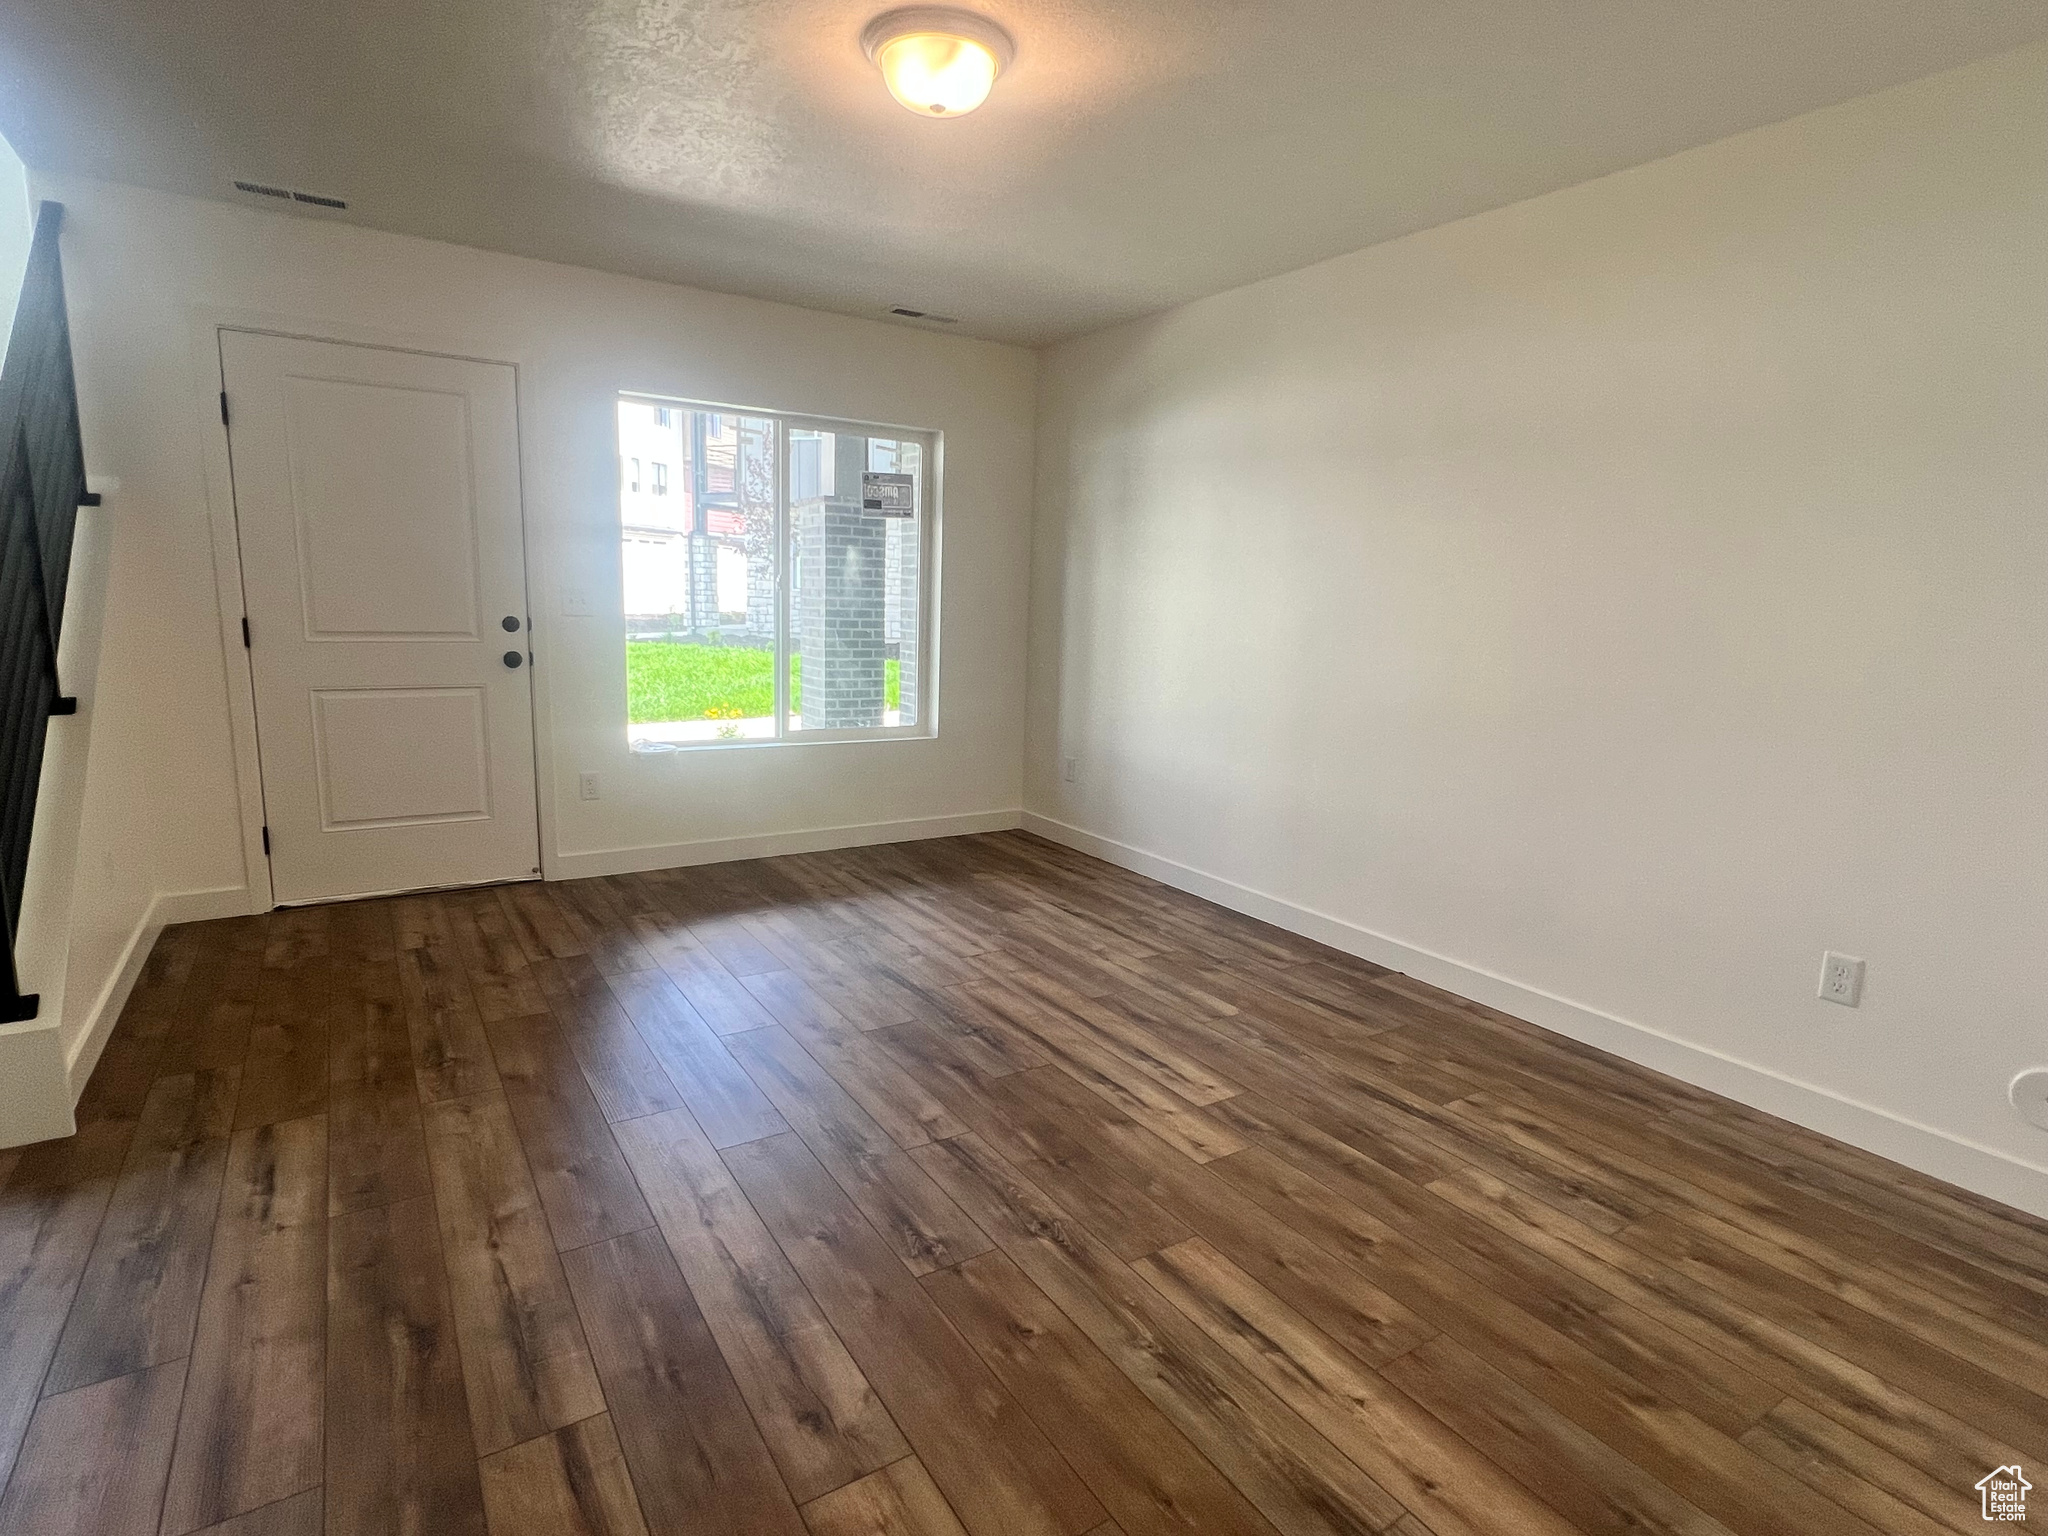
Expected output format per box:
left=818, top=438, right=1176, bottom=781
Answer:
left=561, top=588, right=593, bottom=617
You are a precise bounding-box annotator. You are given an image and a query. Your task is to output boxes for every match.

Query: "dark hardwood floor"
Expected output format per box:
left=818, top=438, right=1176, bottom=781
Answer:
left=0, top=829, right=2041, bottom=1535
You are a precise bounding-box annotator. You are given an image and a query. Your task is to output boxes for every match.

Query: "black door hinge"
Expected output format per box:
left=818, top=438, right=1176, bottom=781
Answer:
left=220, top=391, right=230, bottom=428
left=241, top=616, right=251, bottom=648
left=261, top=826, right=270, bottom=856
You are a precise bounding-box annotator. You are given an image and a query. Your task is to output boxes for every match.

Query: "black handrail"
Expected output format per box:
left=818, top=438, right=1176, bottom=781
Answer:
left=0, top=201, right=96, bottom=1023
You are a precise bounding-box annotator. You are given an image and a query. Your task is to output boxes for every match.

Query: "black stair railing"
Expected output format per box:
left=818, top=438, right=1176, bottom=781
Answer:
left=0, top=201, right=97, bottom=1023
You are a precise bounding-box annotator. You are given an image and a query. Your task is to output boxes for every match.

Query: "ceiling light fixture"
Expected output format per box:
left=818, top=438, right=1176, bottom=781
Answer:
left=860, top=6, right=1014, bottom=118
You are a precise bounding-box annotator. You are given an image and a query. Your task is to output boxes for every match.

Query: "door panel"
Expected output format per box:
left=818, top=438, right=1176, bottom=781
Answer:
left=311, top=688, right=492, bottom=829
left=223, top=332, right=539, bottom=904
left=281, top=376, right=483, bottom=639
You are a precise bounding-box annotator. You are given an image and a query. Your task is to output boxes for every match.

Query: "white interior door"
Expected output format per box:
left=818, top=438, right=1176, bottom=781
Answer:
left=222, top=332, right=541, bottom=904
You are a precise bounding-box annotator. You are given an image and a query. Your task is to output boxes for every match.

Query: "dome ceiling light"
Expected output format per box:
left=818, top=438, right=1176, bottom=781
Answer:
left=860, top=7, right=1015, bottom=118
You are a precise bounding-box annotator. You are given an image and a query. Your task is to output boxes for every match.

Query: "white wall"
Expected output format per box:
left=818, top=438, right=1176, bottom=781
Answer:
left=1027, top=45, right=2048, bottom=1213
left=30, top=177, right=1035, bottom=1098
left=0, top=133, right=32, bottom=356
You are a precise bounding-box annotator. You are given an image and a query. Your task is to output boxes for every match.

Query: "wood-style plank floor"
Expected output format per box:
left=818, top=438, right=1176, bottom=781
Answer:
left=1, top=830, right=2043, bottom=1536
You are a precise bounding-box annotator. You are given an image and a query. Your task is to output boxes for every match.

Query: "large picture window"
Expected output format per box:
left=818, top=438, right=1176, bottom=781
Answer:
left=617, top=396, right=936, bottom=748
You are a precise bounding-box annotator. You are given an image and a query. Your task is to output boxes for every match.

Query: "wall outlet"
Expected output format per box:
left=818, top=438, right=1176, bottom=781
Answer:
left=1061, top=756, right=1078, bottom=784
left=1818, top=951, right=1865, bottom=1007
left=561, top=587, right=593, bottom=617
left=578, top=772, right=601, bottom=802
left=2011, top=1069, right=2048, bottom=1132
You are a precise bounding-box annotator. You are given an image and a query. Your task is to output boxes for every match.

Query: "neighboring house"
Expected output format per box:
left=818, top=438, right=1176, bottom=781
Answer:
left=618, top=400, right=763, bottom=632
left=1977, top=1466, right=2031, bottom=1523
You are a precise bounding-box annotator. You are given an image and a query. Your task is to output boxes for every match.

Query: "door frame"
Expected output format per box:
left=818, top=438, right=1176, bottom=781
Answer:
left=190, top=310, right=553, bottom=912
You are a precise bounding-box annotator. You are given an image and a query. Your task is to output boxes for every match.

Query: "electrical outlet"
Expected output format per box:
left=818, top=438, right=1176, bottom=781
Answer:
left=1818, top=951, right=1864, bottom=1007
left=578, top=772, right=601, bottom=802
left=2011, top=1069, right=2048, bottom=1132
left=561, top=588, right=593, bottom=617
left=1061, top=756, right=1078, bottom=784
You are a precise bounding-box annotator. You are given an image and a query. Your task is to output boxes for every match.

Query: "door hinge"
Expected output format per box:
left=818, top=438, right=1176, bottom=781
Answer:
left=240, top=616, right=251, bottom=648
left=261, top=826, right=270, bottom=856
left=220, top=391, right=230, bottom=428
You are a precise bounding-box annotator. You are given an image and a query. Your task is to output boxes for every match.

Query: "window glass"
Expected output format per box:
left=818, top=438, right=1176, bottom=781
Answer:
left=617, top=397, right=930, bottom=748
left=785, top=430, right=922, bottom=732
left=618, top=400, right=777, bottom=743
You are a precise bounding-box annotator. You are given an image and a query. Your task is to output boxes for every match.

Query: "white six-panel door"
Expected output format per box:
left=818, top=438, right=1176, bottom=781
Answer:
left=221, top=332, right=541, bottom=904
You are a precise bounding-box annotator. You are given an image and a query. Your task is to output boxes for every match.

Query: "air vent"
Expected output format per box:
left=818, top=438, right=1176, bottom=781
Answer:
left=232, top=179, right=348, bottom=211
left=887, top=307, right=959, bottom=325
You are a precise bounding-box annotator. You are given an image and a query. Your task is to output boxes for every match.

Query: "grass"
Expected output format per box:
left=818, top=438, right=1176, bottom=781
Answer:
left=626, top=640, right=900, bottom=724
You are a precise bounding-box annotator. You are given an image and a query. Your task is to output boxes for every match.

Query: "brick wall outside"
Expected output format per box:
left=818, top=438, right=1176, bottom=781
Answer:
left=795, top=499, right=887, bottom=728
left=746, top=543, right=775, bottom=638
left=686, top=532, right=719, bottom=631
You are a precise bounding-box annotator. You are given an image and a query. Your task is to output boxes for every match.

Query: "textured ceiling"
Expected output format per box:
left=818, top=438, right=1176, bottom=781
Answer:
left=1, top=0, right=2042, bottom=344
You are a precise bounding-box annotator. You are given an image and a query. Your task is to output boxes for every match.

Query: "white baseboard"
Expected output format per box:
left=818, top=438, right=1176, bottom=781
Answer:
left=57, top=885, right=253, bottom=1121
left=0, top=892, right=180, bottom=1150
left=551, top=809, right=1025, bottom=881
left=1021, top=811, right=2048, bottom=1222
left=152, top=885, right=259, bottom=924
left=0, top=1017, right=74, bottom=1147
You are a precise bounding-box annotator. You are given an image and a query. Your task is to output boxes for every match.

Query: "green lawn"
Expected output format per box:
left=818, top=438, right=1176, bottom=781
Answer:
left=627, top=641, right=900, bottom=724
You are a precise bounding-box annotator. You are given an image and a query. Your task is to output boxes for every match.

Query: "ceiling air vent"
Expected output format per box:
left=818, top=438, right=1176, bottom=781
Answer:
left=232, top=179, right=348, bottom=210
left=887, top=307, right=959, bottom=324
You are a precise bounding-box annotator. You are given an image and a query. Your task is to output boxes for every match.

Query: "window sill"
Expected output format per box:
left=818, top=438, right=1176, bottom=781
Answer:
left=628, top=722, right=936, bottom=754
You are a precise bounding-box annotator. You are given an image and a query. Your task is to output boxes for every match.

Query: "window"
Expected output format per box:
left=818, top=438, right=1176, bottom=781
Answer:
left=616, top=396, right=936, bottom=748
